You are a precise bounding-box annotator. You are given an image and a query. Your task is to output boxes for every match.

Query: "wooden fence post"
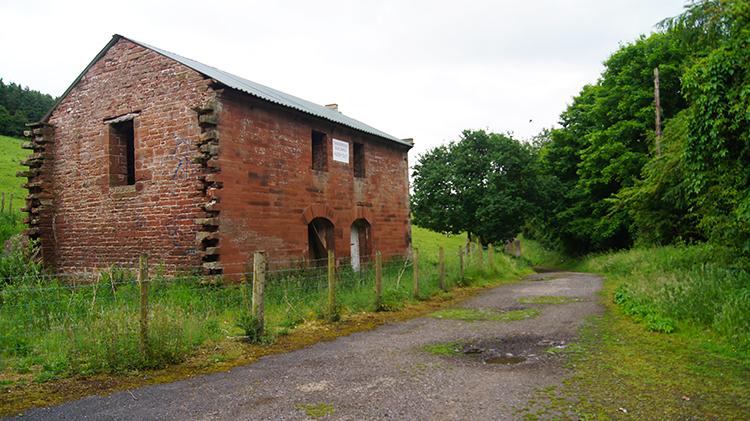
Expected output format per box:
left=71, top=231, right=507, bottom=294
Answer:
left=488, top=244, right=493, bottom=269
left=413, top=248, right=419, bottom=299
left=253, top=251, right=266, bottom=338
left=375, top=251, right=382, bottom=301
left=138, top=253, right=149, bottom=355
left=478, top=243, right=483, bottom=272
left=328, top=249, right=335, bottom=319
left=459, top=246, right=464, bottom=280
left=439, top=246, right=446, bottom=292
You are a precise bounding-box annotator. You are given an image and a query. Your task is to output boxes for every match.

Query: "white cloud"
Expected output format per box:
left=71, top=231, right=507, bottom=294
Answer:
left=0, top=0, right=688, bottom=163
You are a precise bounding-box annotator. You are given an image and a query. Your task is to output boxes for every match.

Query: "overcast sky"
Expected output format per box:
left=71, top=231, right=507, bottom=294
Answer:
left=1, top=0, right=688, bottom=163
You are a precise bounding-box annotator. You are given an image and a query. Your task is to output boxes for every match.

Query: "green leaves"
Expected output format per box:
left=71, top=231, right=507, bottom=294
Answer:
left=411, top=130, right=542, bottom=245
left=537, top=31, right=690, bottom=255
left=678, top=1, right=750, bottom=257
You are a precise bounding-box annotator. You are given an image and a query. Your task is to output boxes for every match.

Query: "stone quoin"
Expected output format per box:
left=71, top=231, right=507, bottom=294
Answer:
left=18, top=34, right=413, bottom=278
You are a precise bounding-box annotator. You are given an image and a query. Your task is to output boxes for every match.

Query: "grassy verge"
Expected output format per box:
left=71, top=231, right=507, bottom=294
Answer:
left=0, top=226, right=532, bottom=416
left=0, top=135, right=26, bottom=244
left=0, top=135, right=26, bottom=211
left=521, top=241, right=750, bottom=420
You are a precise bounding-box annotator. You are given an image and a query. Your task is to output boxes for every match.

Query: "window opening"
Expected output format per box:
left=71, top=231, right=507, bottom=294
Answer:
left=312, top=130, right=327, bottom=171
left=109, top=119, right=135, bottom=186
left=353, top=142, right=365, bottom=178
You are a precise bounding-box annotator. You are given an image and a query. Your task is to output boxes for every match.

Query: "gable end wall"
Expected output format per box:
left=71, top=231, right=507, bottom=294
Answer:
left=43, top=39, right=214, bottom=273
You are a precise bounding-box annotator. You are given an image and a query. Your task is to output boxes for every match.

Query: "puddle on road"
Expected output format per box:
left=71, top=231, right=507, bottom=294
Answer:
left=485, top=356, right=527, bottom=365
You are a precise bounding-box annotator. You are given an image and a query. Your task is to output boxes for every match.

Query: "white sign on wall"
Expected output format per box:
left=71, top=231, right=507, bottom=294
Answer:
left=332, top=138, right=349, bottom=163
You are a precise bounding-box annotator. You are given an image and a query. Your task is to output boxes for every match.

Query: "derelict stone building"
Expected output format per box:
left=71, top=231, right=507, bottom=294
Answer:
left=19, top=34, right=413, bottom=276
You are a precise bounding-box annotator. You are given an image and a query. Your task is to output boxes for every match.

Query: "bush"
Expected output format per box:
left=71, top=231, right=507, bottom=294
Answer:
left=585, top=244, right=750, bottom=354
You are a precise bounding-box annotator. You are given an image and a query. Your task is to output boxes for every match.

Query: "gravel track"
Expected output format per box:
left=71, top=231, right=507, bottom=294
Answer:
left=10, top=271, right=603, bottom=420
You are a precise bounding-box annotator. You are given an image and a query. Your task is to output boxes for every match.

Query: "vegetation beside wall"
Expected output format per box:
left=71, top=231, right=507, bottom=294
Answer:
left=0, top=228, right=530, bottom=394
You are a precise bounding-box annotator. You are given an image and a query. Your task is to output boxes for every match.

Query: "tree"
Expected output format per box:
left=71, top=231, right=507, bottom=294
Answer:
left=0, top=78, right=55, bottom=137
left=616, top=110, right=703, bottom=245
left=0, top=105, right=13, bottom=136
left=537, top=31, right=690, bottom=255
left=411, top=130, right=543, bottom=245
left=667, top=0, right=750, bottom=254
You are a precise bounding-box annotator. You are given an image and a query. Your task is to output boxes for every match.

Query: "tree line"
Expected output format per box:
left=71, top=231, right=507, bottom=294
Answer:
left=412, top=0, right=750, bottom=262
left=0, top=79, right=56, bottom=138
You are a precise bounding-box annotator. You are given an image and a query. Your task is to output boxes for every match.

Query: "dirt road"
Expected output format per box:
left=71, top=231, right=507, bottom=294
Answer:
left=9, top=271, right=603, bottom=420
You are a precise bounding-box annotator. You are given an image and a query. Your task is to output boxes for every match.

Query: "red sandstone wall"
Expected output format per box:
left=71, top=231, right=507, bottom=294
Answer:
left=45, top=39, right=213, bottom=273
left=213, top=91, right=412, bottom=274
left=33, top=37, right=411, bottom=277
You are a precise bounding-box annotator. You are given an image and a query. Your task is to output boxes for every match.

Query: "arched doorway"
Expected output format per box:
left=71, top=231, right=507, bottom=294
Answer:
left=350, top=219, right=372, bottom=271
left=308, top=217, right=335, bottom=264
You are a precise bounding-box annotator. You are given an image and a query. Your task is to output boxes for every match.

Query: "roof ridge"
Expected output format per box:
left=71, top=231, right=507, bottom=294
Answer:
left=41, top=34, right=412, bottom=148
left=120, top=35, right=411, bottom=146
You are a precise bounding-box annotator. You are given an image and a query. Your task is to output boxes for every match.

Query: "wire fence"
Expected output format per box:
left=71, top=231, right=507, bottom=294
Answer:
left=0, top=244, right=525, bottom=384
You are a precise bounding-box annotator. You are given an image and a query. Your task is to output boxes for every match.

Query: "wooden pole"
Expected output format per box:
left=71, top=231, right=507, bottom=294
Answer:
left=655, top=67, right=662, bottom=157
left=488, top=244, right=493, bottom=269
left=138, top=253, right=149, bottom=355
left=439, top=246, right=446, bottom=292
left=413, top=248, right=419, bottom=299
left=375, top=251, right=382, bottom=301
left=459, top=246, right=464, bottom=280
left=478, top=242, right=483, bottom=272
left=253, top=251, right=266, bottom=338
left=328, top=249, right=335, bottom=319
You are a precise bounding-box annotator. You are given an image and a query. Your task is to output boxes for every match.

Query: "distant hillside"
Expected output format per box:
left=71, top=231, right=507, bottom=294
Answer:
left=0, top=79, right=56, bottom=138
left=0, top=135, right=27, bottom=212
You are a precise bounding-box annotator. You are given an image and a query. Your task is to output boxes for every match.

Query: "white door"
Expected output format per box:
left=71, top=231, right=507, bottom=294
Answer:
left=350, top=224, right=360, bottom=271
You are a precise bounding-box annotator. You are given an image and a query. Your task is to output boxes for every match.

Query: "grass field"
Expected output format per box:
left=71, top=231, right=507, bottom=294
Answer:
left=0, top=135, right=26, bottom=213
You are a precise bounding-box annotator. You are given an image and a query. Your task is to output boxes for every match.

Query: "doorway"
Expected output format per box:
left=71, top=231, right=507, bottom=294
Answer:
left=350, top=219, right=371, bottom=271
left=308, top=217, right=334, bottom=264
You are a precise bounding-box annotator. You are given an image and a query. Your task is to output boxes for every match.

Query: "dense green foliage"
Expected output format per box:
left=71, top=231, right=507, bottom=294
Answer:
left=411, top=129, right=554, bottom=245
left=528, top=0, right=750, bottom=262
left=0, top=79, right=55, bottom=138
left=678, top=0, right=750, bottom=254
left=533, top=30, right=690, bottom=254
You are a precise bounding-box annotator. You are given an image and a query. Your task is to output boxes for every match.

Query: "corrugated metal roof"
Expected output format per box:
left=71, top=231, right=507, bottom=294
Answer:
left=46, top=34, right=412, bottom=147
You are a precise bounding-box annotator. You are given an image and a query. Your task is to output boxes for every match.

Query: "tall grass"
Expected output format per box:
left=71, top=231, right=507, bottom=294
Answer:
left=573, top=244, right=750, bottom=354
left=0, top=230, right=532, bottom=383
left=0, top=211, right=24, bottom=245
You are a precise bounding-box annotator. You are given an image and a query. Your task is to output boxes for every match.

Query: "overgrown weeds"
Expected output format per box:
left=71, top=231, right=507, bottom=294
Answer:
left=576, top=243, right=750, bottom=354
left=518, top=240, right=750, bottom=420
left=0, top=229, right=532, bottom=386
